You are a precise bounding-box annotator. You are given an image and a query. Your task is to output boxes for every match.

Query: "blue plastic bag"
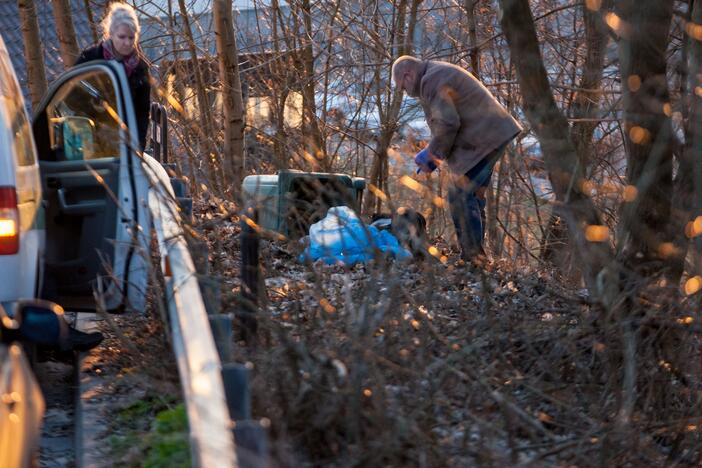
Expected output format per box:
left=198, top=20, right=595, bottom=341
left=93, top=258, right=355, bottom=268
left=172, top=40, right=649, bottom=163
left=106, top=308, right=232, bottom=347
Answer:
left=300, top=206, right=412, bottom=265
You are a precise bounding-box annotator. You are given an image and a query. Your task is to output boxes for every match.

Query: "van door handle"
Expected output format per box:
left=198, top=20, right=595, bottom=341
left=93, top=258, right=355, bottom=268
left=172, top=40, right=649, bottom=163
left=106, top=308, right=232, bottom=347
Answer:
left=57, top=188, right=105, bottom=215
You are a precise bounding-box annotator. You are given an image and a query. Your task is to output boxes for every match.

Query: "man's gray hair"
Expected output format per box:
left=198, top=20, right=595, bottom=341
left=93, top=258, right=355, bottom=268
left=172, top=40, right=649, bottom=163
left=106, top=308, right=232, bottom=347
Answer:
left=391, top=55, right=422, bottom=84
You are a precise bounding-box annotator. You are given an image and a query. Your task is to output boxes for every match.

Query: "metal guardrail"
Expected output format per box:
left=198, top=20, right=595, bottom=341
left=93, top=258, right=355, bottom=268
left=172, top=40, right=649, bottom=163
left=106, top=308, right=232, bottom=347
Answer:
left=143, top=155, right=238, bottom=468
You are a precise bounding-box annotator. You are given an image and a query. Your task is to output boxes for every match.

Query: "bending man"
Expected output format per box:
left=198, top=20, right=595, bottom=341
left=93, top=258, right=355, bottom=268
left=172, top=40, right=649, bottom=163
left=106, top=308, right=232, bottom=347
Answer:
left=392, top=56, right=522, bottom=263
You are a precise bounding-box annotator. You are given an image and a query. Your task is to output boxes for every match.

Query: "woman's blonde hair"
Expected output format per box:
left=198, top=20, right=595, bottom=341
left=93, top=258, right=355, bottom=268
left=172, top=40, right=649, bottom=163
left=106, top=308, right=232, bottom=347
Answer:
left=101, top=2, right=140, bottom=41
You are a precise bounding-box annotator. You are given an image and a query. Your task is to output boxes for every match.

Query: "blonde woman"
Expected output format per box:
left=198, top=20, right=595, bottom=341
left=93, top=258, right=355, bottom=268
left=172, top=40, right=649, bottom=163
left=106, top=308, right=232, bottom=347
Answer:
left=75, top=2, right=151, bottom=149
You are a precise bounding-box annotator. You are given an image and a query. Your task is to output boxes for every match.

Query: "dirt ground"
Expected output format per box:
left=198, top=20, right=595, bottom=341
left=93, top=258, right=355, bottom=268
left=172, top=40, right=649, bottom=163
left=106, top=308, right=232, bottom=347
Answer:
left=191, top=196, right=702, bottom=467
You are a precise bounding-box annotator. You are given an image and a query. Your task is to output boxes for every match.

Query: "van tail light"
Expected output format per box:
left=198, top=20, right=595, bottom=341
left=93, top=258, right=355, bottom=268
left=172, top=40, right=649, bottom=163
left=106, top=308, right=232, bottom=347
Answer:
left=0, top=187, right=19, bottom=255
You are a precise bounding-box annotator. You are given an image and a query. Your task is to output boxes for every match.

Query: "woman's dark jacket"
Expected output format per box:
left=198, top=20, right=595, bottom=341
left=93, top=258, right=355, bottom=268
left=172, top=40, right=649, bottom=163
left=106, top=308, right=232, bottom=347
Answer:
left=74, top=44, right=151, bottom=150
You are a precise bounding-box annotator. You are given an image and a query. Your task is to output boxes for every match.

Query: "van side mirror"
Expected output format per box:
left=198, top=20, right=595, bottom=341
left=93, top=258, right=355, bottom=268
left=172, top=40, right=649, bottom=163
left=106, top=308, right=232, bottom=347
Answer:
left=0, top=300, right=67, bottom=347
left=49, top=116, right=96, bottom=161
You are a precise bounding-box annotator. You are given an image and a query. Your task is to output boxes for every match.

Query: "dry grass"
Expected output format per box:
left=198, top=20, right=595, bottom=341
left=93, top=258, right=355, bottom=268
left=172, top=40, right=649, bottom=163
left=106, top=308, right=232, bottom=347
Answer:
left=192, top=198, right=702, bottom=467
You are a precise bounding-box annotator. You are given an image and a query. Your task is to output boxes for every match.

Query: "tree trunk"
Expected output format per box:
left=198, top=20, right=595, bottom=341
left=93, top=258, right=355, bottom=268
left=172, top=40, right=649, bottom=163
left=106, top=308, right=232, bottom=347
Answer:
left=213, top=0, right=246, bottom=197
left=177, top=0, right=221, bottom=192
left=51, top=0, right=80, bottom=67
left=672, top=0, right=702, bottom=279
left=464, top=0, right=480, bottom=77
left=498, top=0, right=611, bottom=295
left=364, top=0, right=422, bottom=214
left=83, top=0, right=99, bottom=44
left=298, top=0, right=325, bottom=167
left=541, top=0, right=611, bottom=270
left=616, top=0, right=674, bottom=273
left=18, top=0, right=47, bottom=110
left=270, top=0, right=289, bottom=169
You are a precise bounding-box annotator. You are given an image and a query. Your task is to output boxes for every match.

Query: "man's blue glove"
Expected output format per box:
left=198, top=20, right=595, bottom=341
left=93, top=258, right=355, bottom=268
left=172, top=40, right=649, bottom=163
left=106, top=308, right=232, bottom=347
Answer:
left=415, top=148, right=438, bottom=174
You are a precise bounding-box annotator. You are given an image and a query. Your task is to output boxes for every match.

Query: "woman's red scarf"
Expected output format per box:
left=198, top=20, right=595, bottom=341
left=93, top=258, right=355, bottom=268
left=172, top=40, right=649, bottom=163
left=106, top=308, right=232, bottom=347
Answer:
left=102, top=40, right=140, bottom=77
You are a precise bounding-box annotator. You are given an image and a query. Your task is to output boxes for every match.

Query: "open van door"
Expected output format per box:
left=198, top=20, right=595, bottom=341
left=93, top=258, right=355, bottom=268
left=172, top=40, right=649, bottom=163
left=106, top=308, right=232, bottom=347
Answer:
left=32, top=61, right=150, bottom=312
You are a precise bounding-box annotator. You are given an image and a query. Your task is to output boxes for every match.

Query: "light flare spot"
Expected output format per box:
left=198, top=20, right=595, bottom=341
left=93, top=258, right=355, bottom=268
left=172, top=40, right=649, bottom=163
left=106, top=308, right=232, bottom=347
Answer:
left=686, top=22, right=702, bottom=41
left=410, top=319, right=420, bottom=330
left=657, top=242, right=678, bottom=259
left=627, top=75, right=641, bottom=92
left=363, top=388, right=372, bottom=397
left=663, top=103, right=672, bottom=117
left=605, top=12, right=623, bottom=35
left=585, top=0, right=602, bottom=10
left=580, top=179, right=597, bottom=196
left=319, top=298, right=336, bottom=314
left=623, top=185, right=638, bottom=202
left=399, top=175, right=425, bottom=194
left=585, top=225, right=610, bottom=243
left=684, top=276, right=702, bottom=296
left=427, top=246, right=440, bottom=257
left=160, top=89, right=184, bottom=114
left=367, top=184, right=388, bottom=202
left=692, top=216, right=702, bottom=237
left=686, top=222, right=696, bottom=239
left=677, top=316, right=694, bottom=325
left=432, top=196, right=447, bottom=208
left=629, top=126, right=650, bottom=144
left=1, top=317, right=15, bottom=329
left=8, top=413, right=19, bottom=424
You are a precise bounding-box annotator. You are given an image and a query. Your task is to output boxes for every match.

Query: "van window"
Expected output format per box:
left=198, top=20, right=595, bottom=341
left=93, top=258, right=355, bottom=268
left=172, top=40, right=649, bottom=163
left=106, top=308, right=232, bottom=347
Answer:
left=0, top=51, right=36, bottom=166
left=13, top=110, right=36, bottom=166
left=46, top=70, right=122, bottom=161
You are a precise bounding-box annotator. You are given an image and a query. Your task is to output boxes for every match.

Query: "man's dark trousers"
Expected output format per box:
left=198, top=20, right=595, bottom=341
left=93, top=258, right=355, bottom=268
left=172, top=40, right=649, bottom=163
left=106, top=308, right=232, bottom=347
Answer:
left=448, top=143, right=507, bottom=259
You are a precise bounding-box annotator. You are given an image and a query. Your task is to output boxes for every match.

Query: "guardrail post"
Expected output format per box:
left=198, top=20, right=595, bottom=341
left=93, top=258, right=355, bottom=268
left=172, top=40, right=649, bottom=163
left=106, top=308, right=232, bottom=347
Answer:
left=221, top=363, right=251, bottom=421
left=240, top=207, right=260, bottom=342
left=209, top=314, right=233, bottom=362
left=233, top=420, right=270, bottom=468
left=187, top=236, right=221, bottom=314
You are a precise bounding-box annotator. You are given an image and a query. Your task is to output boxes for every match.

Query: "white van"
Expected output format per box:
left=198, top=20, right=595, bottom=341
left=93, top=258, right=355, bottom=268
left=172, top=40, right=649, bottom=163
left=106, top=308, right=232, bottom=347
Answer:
left=0, top=31, right=154, bottom=464
left=32, top=50, right=152, bottom=312
left=0, top=37, right=44, bottom=309
left=0, top=34, right=151, bottom=313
